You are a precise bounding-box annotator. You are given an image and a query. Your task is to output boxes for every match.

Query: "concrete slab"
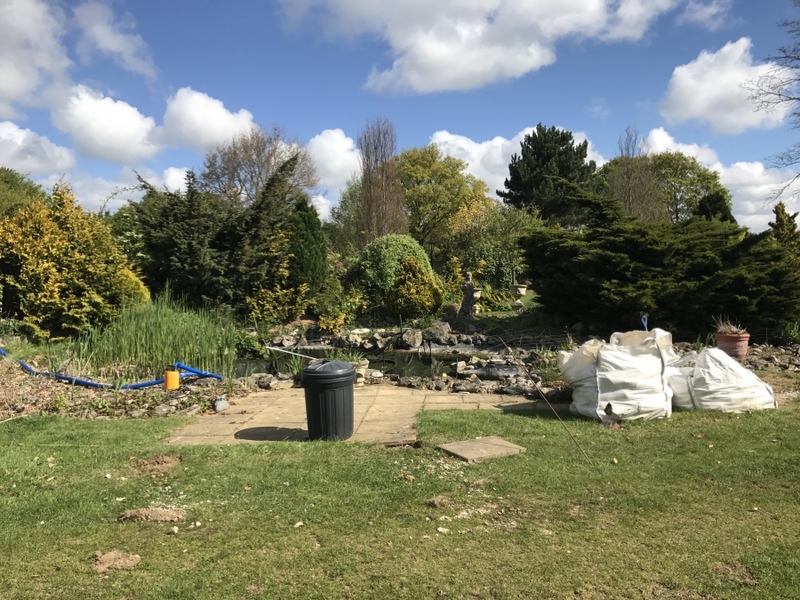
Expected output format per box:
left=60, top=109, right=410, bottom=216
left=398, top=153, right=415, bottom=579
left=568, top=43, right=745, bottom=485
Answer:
left=437, top=436, right=526, bottom=462
left=167, top=383, right=538, bottom=447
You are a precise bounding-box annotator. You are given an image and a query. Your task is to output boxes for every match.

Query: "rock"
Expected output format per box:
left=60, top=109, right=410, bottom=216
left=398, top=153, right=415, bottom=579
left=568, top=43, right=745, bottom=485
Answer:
left=214, top=397, right=230, bottom=412
left=346, top=333, right=363, bottom=345
left=452, top=380, right=480, bottom=393
left=452, top=361, right=467, bottom=374
left=282, top=335, right=298, bottom=347
left=180, top=404, right=201, bottom=416
left=153, top=404, right=176, bottom=417
left=432, top=379, right=450, bottom=391
left=351, top=328, right=371, bottom=335
left=371, top=334, right=389, bottom=350
left=256, top=374, right=274, bottom=389
left=192, top=377, right=217, bottom=387
left=399, top=329, right=423, bottom=349
left=424, top=320, right=457, bottom=345
left=268, top=379, right=295, bottom=391
left=127, top=409, right=148, bottom=419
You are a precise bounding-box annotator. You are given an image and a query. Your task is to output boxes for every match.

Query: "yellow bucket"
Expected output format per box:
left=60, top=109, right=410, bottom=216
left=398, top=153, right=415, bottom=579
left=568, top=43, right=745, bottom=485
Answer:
left=164, top=368, right=180, bottom=390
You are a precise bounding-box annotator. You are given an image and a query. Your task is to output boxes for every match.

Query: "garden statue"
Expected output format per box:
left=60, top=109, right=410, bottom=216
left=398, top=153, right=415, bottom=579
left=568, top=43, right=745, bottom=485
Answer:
left=459, top=272, right=479, bottom=318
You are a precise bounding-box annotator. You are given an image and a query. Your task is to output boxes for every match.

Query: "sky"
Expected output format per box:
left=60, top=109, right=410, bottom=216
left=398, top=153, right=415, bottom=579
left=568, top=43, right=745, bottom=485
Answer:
left=1, top=0, right=799, bottom=231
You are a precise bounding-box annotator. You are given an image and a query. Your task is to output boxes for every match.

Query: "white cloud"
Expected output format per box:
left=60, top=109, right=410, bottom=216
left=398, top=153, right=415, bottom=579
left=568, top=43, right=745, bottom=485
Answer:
left=162, top=167, right=189, bottom=192
left=0, top=0, right=70, bottom=117
left=645, top=127, right=799, bottom=231
left=432, top=126, right=605, bottom=198
left=605, top=0, right=682, bottom=41
left=305, top=128, right=360, bottom=219
left=310, top=193, right=333, bottom=221
left=306, top=128, right=360, bottom=191
left=646, top=126, right=721, bottom=167
left=677, top=0, right=731, bottom=31
left=280, top=0, right=720, bottom=93
left=0, top=121, right=75, bottom=174
left=73, top=0, right=157, bottom=79
left=660, top=38, right=788, bottom=134
left=162, top=87, right=255, bottom=153
left=37, top=168, right=143, bottom=213
left=51, top=85, right=160, bottom=163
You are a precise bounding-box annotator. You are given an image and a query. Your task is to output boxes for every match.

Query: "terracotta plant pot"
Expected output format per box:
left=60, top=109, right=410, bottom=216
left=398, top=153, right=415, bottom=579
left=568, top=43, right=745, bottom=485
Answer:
left=715, top=333, right=750, bottom=360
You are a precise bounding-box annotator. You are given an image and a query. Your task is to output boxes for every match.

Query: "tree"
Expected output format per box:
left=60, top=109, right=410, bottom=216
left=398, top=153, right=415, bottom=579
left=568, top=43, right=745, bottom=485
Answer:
left=694, top=189, right=737, bottom=223
left=323, top=173, right=361, bottom=262
left=461, top=203, right=542, bottom=289
left=397, top=144, right=481, bottom=248
left=520, top=205, right=800, bottom=337
left=200, top=125, right=318, bottom=207
left=497, top=123, right=596, bottom=226
left=769, top=200, right=800, bottom=251
left=0, top=184, right=149, bottom=339
left=135, top=159, right=308, bottom=316
left=596, top=127, right=668, bottom=223
left=358, top=234, right=434, bottom=307
left=746, top=1, right=800, bottom=192
left=385, top=256, right=443, bottom=319
left=136, top=172, right=231, bottom=306
left=355, top=117, right=407, bottom=249
left=287, top=195, right=329, bottom=298
left=0, top=167, right=47, bottom=217
left=651, top=151, right=731, bottom=223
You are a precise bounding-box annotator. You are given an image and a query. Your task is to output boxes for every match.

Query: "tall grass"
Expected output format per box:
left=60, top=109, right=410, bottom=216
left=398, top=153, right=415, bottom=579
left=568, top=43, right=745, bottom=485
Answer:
left=69, top=292, right=237, bottom=382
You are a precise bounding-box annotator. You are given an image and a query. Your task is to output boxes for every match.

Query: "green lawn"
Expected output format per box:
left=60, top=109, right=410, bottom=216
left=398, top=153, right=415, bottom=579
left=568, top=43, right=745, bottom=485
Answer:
left=2, top=398, right=799, bottom=599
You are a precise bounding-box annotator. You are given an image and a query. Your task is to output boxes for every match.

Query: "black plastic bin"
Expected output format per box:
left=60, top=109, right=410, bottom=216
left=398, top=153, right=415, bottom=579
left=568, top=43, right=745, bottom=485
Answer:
left=302, top=360, right=356, bottom=440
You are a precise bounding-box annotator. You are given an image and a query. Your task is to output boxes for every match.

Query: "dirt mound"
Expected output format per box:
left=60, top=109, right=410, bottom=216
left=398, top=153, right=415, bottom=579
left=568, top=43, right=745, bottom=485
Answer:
left=91, top=551, right=141, bottom=573
left=137, top=455, right=181, bottom=474
left=119, top=507, right=185, bottom=522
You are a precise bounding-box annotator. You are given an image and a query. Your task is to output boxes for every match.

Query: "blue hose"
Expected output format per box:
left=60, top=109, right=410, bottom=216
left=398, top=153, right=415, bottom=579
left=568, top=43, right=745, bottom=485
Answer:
left=0, top=347, right=223, bottom=389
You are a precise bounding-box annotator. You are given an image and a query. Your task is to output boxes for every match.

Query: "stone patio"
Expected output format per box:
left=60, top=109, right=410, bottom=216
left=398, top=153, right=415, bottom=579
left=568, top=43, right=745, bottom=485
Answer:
left=165, top=383, right=564, bottom=446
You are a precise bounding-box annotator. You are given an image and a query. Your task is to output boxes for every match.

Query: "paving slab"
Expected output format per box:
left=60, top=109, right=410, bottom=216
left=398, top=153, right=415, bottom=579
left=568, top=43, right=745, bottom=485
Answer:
left=437, top=436, right=526, bottom=462
left=166, top=384, right=534, bottom=447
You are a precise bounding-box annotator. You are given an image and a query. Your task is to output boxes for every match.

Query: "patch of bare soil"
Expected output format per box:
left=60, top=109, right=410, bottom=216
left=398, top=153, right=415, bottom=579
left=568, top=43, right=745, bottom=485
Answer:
left=648, top=584, right=719, bottom=599
left=0, top=353, right=243, bottom=420
left=119, top=507, right=185, bottom=522
left=137, top=455, right=181, bottom=475
left=91, top=551, right=141, bottom=573
left=714, top=561, right=757, bottom=586
left=760, top=373, right=800, bottom=408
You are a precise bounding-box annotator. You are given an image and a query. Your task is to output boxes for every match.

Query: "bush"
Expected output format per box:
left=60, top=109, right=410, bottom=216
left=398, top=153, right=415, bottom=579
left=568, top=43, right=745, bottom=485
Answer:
left=358, top=234, right=434, bottom=305
left=522, top=216, right=800, bottom=336
left=385, top=257, right=443, bottom=319
left=0, top=184, right=149, bottom=340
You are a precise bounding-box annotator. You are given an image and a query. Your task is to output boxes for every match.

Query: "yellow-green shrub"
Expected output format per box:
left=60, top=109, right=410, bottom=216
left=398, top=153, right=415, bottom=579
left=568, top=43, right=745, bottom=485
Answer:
left=0, top=184, right=149, bottom=339
left=385, top=257, right=443, bottom=319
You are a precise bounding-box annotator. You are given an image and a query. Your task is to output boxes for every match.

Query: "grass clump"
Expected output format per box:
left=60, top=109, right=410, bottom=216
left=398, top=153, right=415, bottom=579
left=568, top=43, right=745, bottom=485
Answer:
left=68, top=292, right=236, bottom=382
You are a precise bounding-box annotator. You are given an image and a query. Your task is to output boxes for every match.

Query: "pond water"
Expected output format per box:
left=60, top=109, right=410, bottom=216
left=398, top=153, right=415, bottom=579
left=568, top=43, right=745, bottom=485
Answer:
left=234, top=347, right=472, bottom=379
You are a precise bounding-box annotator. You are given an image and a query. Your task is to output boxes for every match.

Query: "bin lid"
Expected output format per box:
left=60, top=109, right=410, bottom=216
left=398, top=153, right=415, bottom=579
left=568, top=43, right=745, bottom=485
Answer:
left=302, top=360, right=355, bottom=381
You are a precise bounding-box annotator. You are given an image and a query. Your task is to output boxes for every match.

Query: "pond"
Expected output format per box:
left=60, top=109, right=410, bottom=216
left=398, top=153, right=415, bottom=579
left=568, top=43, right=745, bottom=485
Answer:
left=233, top=346, right=473, bottom=379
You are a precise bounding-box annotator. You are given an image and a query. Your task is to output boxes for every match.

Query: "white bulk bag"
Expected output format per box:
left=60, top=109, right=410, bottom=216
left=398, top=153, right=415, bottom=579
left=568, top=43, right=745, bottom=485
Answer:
left=558, top=339, right=603, bottom=418
left=559, top=329, right=673, bottom=422
left=688, top=348, right=776, bottom=412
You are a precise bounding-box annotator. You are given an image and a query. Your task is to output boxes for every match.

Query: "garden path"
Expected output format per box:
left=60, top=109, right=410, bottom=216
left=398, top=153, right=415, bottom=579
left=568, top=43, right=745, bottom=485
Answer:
left=165, top=384, right=551, bottom=446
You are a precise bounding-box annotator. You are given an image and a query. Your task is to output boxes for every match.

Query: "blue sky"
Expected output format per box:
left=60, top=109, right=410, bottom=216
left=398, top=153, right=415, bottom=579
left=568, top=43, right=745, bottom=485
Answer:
left=1, top=0, right=798, bottom=230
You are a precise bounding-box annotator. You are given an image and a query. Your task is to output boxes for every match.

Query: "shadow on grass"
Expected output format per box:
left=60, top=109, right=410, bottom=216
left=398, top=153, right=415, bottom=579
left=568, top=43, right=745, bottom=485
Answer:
left=498, top=401, right=579, bottom=421
left=234, top=426, right=309, bottom=442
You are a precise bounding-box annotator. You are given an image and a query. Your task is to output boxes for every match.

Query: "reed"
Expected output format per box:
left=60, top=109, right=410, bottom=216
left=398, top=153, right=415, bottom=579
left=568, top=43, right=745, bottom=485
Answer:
left=69, top=292, right=237, bottom=382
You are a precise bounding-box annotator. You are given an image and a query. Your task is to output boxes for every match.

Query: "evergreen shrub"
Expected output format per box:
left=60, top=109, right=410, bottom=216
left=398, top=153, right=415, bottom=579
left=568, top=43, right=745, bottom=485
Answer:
left=358, top=234, right=434, bottom=304
left=385, top=257, right=443, bottom=319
